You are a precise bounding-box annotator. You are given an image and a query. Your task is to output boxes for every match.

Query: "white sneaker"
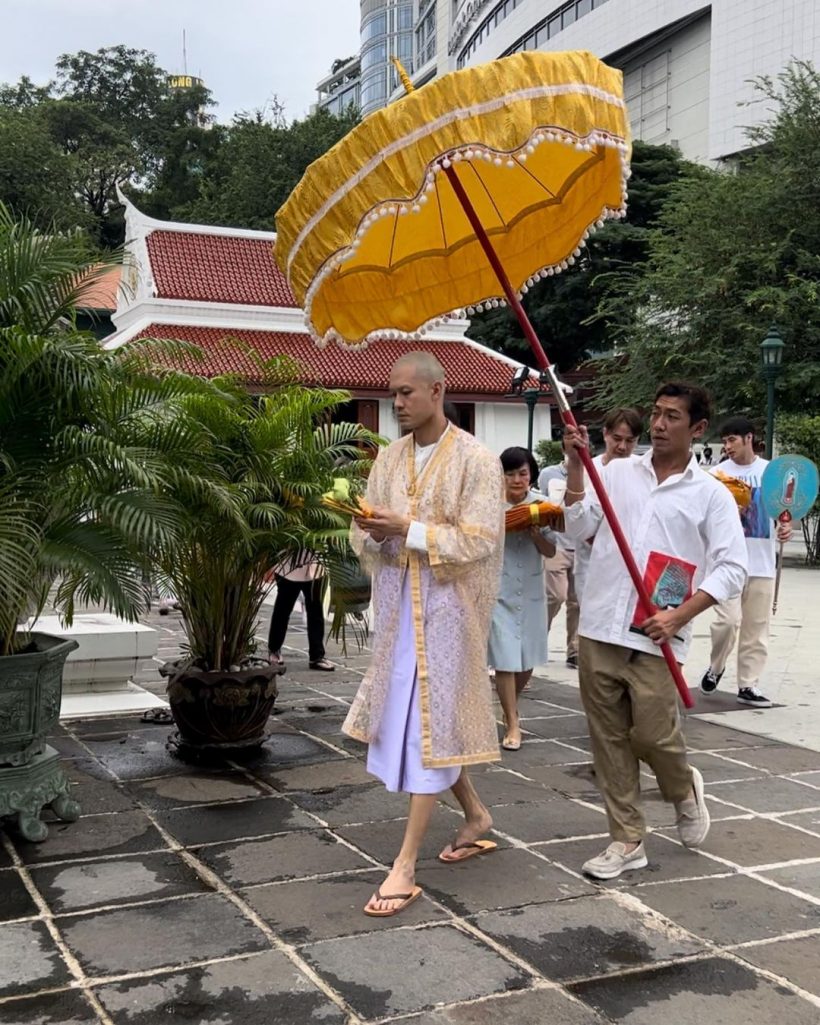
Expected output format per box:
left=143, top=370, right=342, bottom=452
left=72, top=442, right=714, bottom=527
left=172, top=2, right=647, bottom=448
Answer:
left=582, top=841, right=648, bottom=880
left=675, top=765, right=710, bottom=848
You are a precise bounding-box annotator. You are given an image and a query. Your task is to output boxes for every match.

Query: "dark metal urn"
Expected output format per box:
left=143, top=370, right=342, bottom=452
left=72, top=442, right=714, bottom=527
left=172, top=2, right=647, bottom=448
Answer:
left=161, top=659, right=285, bottom=758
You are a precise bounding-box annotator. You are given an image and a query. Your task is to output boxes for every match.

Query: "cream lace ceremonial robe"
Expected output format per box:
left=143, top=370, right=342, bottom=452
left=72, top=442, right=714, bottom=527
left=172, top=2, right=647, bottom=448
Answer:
left=342, top=426, right=505, bottom=768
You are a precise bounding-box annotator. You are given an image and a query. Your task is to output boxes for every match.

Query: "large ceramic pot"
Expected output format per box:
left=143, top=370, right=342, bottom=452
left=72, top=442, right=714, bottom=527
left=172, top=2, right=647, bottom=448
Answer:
left=162, top=659, right=285, bottom=757
left=0, top=633, right=78, bottom=767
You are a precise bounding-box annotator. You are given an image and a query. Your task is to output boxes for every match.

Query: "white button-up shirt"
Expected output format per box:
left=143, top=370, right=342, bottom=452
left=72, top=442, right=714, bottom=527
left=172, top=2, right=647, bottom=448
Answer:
left=565, top=450, right=748, bottom=660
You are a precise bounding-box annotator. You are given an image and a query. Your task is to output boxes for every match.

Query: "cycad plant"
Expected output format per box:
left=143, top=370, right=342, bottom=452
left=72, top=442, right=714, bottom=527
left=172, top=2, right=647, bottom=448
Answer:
left=0, top=202, right=219, bottom=655
left=152, top=356, right=377, bottom=673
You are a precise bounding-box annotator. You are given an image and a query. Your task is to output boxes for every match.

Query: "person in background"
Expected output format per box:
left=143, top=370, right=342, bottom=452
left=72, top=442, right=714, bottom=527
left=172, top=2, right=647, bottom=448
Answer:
left=538, top=437, right=579, bottom=668
left=488, top=447, right=555, bottom=750
left=347, top=352, right=505, bottom=917
left=702, top=444, right=714, bottom=466
left=267, top=555, right=335, bottom=671
left=700, top=416, right=792, bottom=707
left=563, top=382, right=747, bottom=880
left=574, top=408, right=642, bottom=603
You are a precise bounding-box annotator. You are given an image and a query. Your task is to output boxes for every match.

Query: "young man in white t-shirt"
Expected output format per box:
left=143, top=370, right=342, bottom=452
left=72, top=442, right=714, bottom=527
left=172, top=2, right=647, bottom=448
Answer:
left=700, top=416, right=793, bottom=707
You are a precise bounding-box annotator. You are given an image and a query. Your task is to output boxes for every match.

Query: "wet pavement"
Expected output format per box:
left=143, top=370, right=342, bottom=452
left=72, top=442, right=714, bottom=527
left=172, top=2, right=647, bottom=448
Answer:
left=2, top=611, right=820, bottom=1023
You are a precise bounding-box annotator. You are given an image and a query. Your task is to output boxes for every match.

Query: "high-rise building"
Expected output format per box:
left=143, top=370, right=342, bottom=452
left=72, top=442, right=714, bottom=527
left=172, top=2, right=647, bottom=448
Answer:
left=316, top=56, right=362, bottom=116
left=360, top=0, right=415, bottom=115
left=324, top=1, right=820, bottom=162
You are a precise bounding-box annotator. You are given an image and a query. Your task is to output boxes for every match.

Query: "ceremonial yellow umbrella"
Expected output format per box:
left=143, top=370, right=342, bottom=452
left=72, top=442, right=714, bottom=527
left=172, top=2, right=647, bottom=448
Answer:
left=275, top=49, right=693, bottom=708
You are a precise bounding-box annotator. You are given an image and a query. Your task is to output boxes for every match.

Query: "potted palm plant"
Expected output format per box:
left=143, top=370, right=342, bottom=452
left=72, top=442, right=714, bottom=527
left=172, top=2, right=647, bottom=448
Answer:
left=0, top=204, right=218, bottom=838
left=152, top=355, right=377, bottom=758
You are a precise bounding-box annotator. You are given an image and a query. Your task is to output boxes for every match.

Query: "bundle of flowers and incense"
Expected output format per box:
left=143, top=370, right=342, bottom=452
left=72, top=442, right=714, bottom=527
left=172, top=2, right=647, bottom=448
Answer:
left=712, top=469, right=752, bottom=510
left=321, top=477, right=373, bottom=518
left=505, top=500, right=565, bottom=533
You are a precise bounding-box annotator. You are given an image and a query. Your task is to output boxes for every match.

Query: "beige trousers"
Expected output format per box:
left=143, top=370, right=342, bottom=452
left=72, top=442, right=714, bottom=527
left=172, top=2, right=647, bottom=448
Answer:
left=545, top=548, right=579, bottom=659
left=579, top=637, right=693, bottom=843
left=709, top=576, right=773, bottom=688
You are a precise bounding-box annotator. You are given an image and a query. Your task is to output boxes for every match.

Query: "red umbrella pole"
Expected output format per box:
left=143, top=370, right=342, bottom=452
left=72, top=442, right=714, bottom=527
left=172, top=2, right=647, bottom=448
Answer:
left=443, top=164, right=693, bottom=709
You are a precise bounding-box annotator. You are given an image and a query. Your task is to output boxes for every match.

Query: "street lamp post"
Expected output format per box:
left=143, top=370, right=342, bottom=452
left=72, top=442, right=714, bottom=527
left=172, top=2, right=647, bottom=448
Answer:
left=509, top=367, right=551, bottom=451
left=760, top=325, right=786, bottom=459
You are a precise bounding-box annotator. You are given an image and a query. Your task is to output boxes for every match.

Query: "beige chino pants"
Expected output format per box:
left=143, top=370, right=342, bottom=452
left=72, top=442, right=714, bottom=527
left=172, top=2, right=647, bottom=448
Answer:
left=579, top=637, right=693, bottom=843
left=709, top=576, right=773, bottom=689
left=545, top=548, right=579, bottom=659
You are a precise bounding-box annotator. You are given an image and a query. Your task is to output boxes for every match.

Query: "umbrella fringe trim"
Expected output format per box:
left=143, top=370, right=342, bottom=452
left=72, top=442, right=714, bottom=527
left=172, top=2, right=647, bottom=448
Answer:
left=301, top=128, right=628, bottom=351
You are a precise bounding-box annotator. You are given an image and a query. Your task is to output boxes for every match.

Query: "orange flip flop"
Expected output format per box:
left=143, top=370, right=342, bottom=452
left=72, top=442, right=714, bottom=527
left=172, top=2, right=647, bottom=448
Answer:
left=363, top=885, right=423, bottom=917
left=438, top=838, right=498, bottom=863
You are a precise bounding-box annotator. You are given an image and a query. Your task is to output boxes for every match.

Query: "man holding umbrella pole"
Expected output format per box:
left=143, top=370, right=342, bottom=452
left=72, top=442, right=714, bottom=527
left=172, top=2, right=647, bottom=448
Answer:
left=562, top=383, right=747, bottom=879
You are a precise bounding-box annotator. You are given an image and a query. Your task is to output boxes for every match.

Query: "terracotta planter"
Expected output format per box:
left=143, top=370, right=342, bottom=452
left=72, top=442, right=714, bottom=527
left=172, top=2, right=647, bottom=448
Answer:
left=163, top=660, right=284, bottom=756
left=0, top=633, right=78, bottom=767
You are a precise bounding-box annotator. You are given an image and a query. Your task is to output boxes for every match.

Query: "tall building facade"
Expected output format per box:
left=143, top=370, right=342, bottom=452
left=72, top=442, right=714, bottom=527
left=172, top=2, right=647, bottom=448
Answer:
left=323, top=1, right=819, bottom=162
left=360, top=0, right=415, bottom=114
left=316, top=56, right=361, bottom=116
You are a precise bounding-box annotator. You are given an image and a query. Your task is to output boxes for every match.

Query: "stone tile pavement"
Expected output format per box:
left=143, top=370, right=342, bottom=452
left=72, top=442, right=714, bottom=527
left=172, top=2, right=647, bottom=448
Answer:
left=2, top=608, right=820, bottom=1023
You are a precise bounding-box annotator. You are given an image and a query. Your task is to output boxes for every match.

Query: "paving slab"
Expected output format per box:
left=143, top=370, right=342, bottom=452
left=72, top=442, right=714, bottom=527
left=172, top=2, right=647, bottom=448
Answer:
left=632, top=873, right=820, bottom=944
left=688, top=752, right=767, bottom=782
left=286, top=782, right=411, bottom=826
left=569, top=955, right=820, bottom=1025
left=0, top=990, right=99, bottom=1024
left=0, top=920, right=70, bottom=997
left=514, top=763, right=601, bottom=800
left=197, top=828, right=372, bottom=887
left=335, top=809, right=464, bottom=865
left=60, top=893, right=267, bottom=976
left=62, top=764, right=138, bottom=815
left=0, top=870, right=38, bottom=921
left=244, top=869, right=449, bottom=943
left=261, top=757, right=373, bottom=793
left=301, top=923, right=529, bottom=1019
left=539, top=834, right=728, bottom=888
left=681, top=721, right=779, bottom=751
left=736, top=934, right=820, bottom=997
left=401, top=986, right=608, bottom=1024
left=683, top=816, right=820, bottom=866
left=474, top=894, right=704, bottom=982
left=30, top=852, right=211, bottom=914
left=489, top=798, right=607, bottom=842
left=156, top=795, right=316, bottom=846
left=725, top=745, right=820, bottom=774
left=439, top=769, right=554, bottom=810
left=94, top=949, right=346, bottom=1024
left=756, top=859, right=820, bottom=899
left=776, top=808, right=820, bottom=834
left=122, top=771, right=269, bottom=810
left=418, top=847, right=593, bottom=915
left=12, top=810, right=166, bottom=865
left=704, top=777, right=820, bottom=814
left=241, top=732, right=346, bottom=768
left=77, top=728, right=196, bottom=780
left=518, top=715, right=590, bottom=740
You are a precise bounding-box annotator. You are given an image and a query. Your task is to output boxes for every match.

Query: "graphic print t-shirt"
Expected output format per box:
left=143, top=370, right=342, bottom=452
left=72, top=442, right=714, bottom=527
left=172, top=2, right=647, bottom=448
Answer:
left=712, top=457, right=775, bottom=578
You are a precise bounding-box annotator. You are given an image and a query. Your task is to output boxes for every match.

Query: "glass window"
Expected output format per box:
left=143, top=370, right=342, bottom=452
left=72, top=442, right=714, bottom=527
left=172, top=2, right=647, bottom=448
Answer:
left=535, top=24, right=549, bottom=47
left=577, top=0, right=592, bottom=16
left=548, top=14, right=560, bottom=37
left=562, top=6, right=576, bottom=29
left=397, top=4, right=413, bottom=29
left=361, top=41, right=387, bottom=71
left=362, top=12, right=387, bottom=41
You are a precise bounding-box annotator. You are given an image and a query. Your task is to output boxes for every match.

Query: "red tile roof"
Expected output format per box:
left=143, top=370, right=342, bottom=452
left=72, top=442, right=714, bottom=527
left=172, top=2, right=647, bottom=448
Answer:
left=77, top=266, right=122, bottom=310
left=131, top=324, right=528, bottom=396
left=146, top=231, right=297, bottom=307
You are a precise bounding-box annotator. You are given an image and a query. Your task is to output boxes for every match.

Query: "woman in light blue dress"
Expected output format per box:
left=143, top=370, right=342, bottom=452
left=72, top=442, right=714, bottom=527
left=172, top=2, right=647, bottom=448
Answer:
left=488, top=447, right=555, bottom=750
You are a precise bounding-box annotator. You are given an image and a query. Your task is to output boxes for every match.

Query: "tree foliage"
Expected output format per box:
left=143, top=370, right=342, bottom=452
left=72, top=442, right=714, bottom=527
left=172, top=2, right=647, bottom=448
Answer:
left=594, top=61, right=820, bottom=418
left=185, top=105, right=360, bottom=230
left=466, top=141, right=691, bottom=369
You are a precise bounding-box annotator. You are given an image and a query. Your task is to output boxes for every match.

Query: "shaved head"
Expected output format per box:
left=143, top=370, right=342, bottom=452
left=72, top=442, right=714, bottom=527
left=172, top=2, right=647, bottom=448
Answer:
left=391, top=351, right=446, bottom=386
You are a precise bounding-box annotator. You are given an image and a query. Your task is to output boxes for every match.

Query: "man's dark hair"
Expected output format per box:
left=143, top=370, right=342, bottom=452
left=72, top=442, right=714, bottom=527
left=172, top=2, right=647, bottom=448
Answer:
left=603, top=407, right=642, bottom=437
left=500, top=446, right=539, bottom=484
left=654, top=382, right=711, bottom=425
left=720, top=415, right=755, bottom=439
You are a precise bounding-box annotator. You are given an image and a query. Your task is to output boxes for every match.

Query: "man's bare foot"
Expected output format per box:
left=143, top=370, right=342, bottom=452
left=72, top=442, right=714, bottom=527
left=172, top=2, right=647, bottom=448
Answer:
left=439, top=808, right=494, bottom=861
left=364, top=860, right=417, bottom=915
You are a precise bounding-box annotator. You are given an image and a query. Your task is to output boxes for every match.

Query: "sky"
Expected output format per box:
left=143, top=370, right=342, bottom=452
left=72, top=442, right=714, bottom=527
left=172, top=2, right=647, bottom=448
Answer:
left=3, top=0, right=361, bottom=122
